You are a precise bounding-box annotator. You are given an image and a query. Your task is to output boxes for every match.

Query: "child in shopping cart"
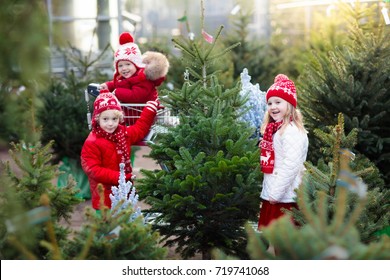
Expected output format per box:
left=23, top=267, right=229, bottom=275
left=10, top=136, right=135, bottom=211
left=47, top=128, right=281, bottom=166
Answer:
left=99, top=32, right=169, bottom=108
left=96, top=32, right=169, bottom=164
left=80, top=91, right=159, bottom=212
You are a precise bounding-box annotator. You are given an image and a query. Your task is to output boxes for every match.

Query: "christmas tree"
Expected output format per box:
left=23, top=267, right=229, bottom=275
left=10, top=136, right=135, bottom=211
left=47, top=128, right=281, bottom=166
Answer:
left=297, top=113, right=389, bottom=243
left=0, top=0, right=49, bottom=143
left=299, top=2, right=390, bottom=183
left=223, top=1, right=284, bottom=89
left=0, top=141, right=81, bottom=259
left=137, top=1, right=261, bottom=260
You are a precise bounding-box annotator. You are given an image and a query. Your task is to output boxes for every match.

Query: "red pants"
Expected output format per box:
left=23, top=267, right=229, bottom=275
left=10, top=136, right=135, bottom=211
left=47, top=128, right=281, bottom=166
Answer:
left=258, top=199, right=298, bottom=230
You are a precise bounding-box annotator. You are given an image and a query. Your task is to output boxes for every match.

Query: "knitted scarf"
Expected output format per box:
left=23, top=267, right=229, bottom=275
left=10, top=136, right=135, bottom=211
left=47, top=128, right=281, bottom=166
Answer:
left=260, top=121, right=283, bottom=174
left=93, top=124, right=131, bottom=173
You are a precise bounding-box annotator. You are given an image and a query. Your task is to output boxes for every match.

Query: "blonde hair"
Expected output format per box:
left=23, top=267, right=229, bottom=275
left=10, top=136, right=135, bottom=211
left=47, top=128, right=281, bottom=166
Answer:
left=95, top=110, right=124, bottom=124
left=260, top=104, right=307, bottom=135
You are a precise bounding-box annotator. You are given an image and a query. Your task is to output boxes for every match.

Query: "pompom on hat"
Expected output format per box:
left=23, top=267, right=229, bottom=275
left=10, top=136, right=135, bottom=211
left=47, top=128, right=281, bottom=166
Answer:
left=266, top=74, right=297, bottom=108
left=114, top=32, right=145, bottom=70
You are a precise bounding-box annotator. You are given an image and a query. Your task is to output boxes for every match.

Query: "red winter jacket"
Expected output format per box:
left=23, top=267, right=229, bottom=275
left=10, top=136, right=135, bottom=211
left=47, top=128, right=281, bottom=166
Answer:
left=106, top=69, right=164, bottom=103
left=106, top=69, right=164, bottom=125
left=80, top=107, right=156, bottom=210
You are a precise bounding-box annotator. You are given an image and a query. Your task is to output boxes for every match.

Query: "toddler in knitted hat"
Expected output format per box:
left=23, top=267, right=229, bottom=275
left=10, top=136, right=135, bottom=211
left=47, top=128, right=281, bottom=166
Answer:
left=100, top=32, right=169, bottom=105
left=81, top=91, right=159, bottom=211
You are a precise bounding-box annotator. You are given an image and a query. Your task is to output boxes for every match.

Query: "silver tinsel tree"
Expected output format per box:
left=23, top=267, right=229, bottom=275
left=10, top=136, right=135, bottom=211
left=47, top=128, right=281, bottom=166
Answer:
left=238, top=68, right=267, bottom=139
left=109, top=163, right=142, bottom=222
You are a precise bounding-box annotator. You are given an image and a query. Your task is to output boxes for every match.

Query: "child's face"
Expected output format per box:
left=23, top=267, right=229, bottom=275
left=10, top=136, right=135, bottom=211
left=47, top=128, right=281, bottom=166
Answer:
left=117, top=60, right=137, bottom=79
left=98, top=110, right=120, bottom=133
left=267, top=97, right=289, bottom=122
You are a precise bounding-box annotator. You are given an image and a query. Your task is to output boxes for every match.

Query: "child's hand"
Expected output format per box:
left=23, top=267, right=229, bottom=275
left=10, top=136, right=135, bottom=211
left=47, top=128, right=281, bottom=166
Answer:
left=146, top=100, right=159, bottom=113
left=257, top=133, right=263, bottom=147
left=269, top=198, right=278, bottom=205
left=99, top=83, right=108, bottom=90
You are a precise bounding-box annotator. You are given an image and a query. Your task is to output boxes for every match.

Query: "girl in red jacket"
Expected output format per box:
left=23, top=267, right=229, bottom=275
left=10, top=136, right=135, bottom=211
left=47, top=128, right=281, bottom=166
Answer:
left=80, top=91, right=158, bottom=211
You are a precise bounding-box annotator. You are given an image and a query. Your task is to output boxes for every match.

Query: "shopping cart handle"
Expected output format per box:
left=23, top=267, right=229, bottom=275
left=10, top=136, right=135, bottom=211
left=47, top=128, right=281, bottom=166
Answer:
left=87, top=83, right=100, bottom=97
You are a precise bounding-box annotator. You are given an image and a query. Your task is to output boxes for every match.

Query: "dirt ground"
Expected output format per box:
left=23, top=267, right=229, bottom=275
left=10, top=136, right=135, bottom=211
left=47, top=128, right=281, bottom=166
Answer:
left=0, top=145, right=200, bottom=260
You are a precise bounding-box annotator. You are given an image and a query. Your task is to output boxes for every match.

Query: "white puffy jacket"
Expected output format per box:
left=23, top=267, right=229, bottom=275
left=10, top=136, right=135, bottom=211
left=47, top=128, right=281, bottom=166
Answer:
left=260, top=122, right=308, bottom=203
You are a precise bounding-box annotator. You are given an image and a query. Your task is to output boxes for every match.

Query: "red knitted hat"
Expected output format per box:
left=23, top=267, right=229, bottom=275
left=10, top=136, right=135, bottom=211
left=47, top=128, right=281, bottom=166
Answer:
left=266, top=74, right=297, bottom=108
left=114, top=32, right=145, bottom=71
left=93, top=91, right=122, bottom=117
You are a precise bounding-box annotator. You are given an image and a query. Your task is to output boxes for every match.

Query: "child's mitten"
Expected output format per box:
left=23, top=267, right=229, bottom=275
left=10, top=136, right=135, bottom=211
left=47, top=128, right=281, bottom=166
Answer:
left=145, top=100, right=159, bottom=113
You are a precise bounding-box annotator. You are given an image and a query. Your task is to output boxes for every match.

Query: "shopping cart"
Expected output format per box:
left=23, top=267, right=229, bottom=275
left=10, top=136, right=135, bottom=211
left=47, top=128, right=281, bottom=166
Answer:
left=84, top=83, right=179, bottom=146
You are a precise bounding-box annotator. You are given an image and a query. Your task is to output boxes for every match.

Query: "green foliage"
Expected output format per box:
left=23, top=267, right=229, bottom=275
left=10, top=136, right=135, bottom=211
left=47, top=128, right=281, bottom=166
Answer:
left=226, top=11, right=290, bottom=88
left=139, top=79, right=261, bottom=260
left=38, top=77, right=90, bottom=162
left=297, top=114, right=388, bottom=243
left=0, top=0, right=48, bottom=85
left=0, top=86, right=39, bottom=143
left=63, top=204, right=167, bottom=260
left=299, top=3, right=390, bottom=183
left=0, top=0, right=49, bottom=144
left=171, top=21, right=238, bottom=88
left=2, top=141, right=81, bottom=220
left=214, top=149, right=390, bottom=260
left=0, top=141, right=81, bottom=259
left=223, top=8, right=260, bottom=81
left=137, top=14, right=261, bottom=259
left=0, top=70, right=46, bottom=144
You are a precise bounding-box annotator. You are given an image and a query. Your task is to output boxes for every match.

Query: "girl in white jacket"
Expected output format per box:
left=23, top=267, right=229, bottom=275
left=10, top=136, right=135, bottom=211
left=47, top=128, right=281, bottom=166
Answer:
left=258, top=74, right=308, bottom=230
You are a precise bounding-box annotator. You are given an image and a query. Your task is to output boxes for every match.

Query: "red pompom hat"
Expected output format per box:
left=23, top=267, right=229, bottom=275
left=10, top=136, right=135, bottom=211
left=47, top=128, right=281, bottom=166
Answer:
left=266, top=74, right=297, bottom=108
left=114, top=32, right=145, bottom=73
left=92, top=91, right=122, bottom=127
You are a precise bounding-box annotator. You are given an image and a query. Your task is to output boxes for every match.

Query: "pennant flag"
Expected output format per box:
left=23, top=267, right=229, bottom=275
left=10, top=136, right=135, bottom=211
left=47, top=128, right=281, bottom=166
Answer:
left=202, top=29, right=214, bottom=43
left=177, top=15, right=187, bottom=22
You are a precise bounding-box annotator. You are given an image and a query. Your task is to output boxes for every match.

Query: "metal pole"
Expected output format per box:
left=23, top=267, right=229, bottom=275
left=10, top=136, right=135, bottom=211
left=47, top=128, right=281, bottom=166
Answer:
left=46, top=0, right=53, bottom=74
left=117, top=0, right=123, bottom=35
left=97, top=0, right=111, bottom=50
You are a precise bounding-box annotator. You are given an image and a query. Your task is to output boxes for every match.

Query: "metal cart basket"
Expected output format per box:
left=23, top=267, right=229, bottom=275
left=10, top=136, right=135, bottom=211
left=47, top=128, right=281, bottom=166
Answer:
left=84, top=83, right=179, bottom=146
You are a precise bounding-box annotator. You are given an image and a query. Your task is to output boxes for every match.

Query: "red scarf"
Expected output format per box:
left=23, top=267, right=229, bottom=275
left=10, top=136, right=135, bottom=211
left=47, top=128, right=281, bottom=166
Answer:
left=93, top=124, right=132, bottom=173
left=260, top=121, right=283, bottom=173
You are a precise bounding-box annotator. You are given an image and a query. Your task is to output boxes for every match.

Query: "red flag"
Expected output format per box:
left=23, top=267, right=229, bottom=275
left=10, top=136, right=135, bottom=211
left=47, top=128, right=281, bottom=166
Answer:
left=201, top=29, right=214, bottom=43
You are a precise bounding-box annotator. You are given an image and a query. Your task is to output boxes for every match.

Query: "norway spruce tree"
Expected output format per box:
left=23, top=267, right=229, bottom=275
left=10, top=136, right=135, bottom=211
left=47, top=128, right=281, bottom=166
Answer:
left=137, top=5, right=261, bottom=260
left=223, top=2, right=290, bottom=89
left=0, top=0, right=49, bottom=143
left=0, top=141, right=81, bottom=259
left=298, top=2, right=390, bottom=183
left=297, top=114, right=389, bottom=242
